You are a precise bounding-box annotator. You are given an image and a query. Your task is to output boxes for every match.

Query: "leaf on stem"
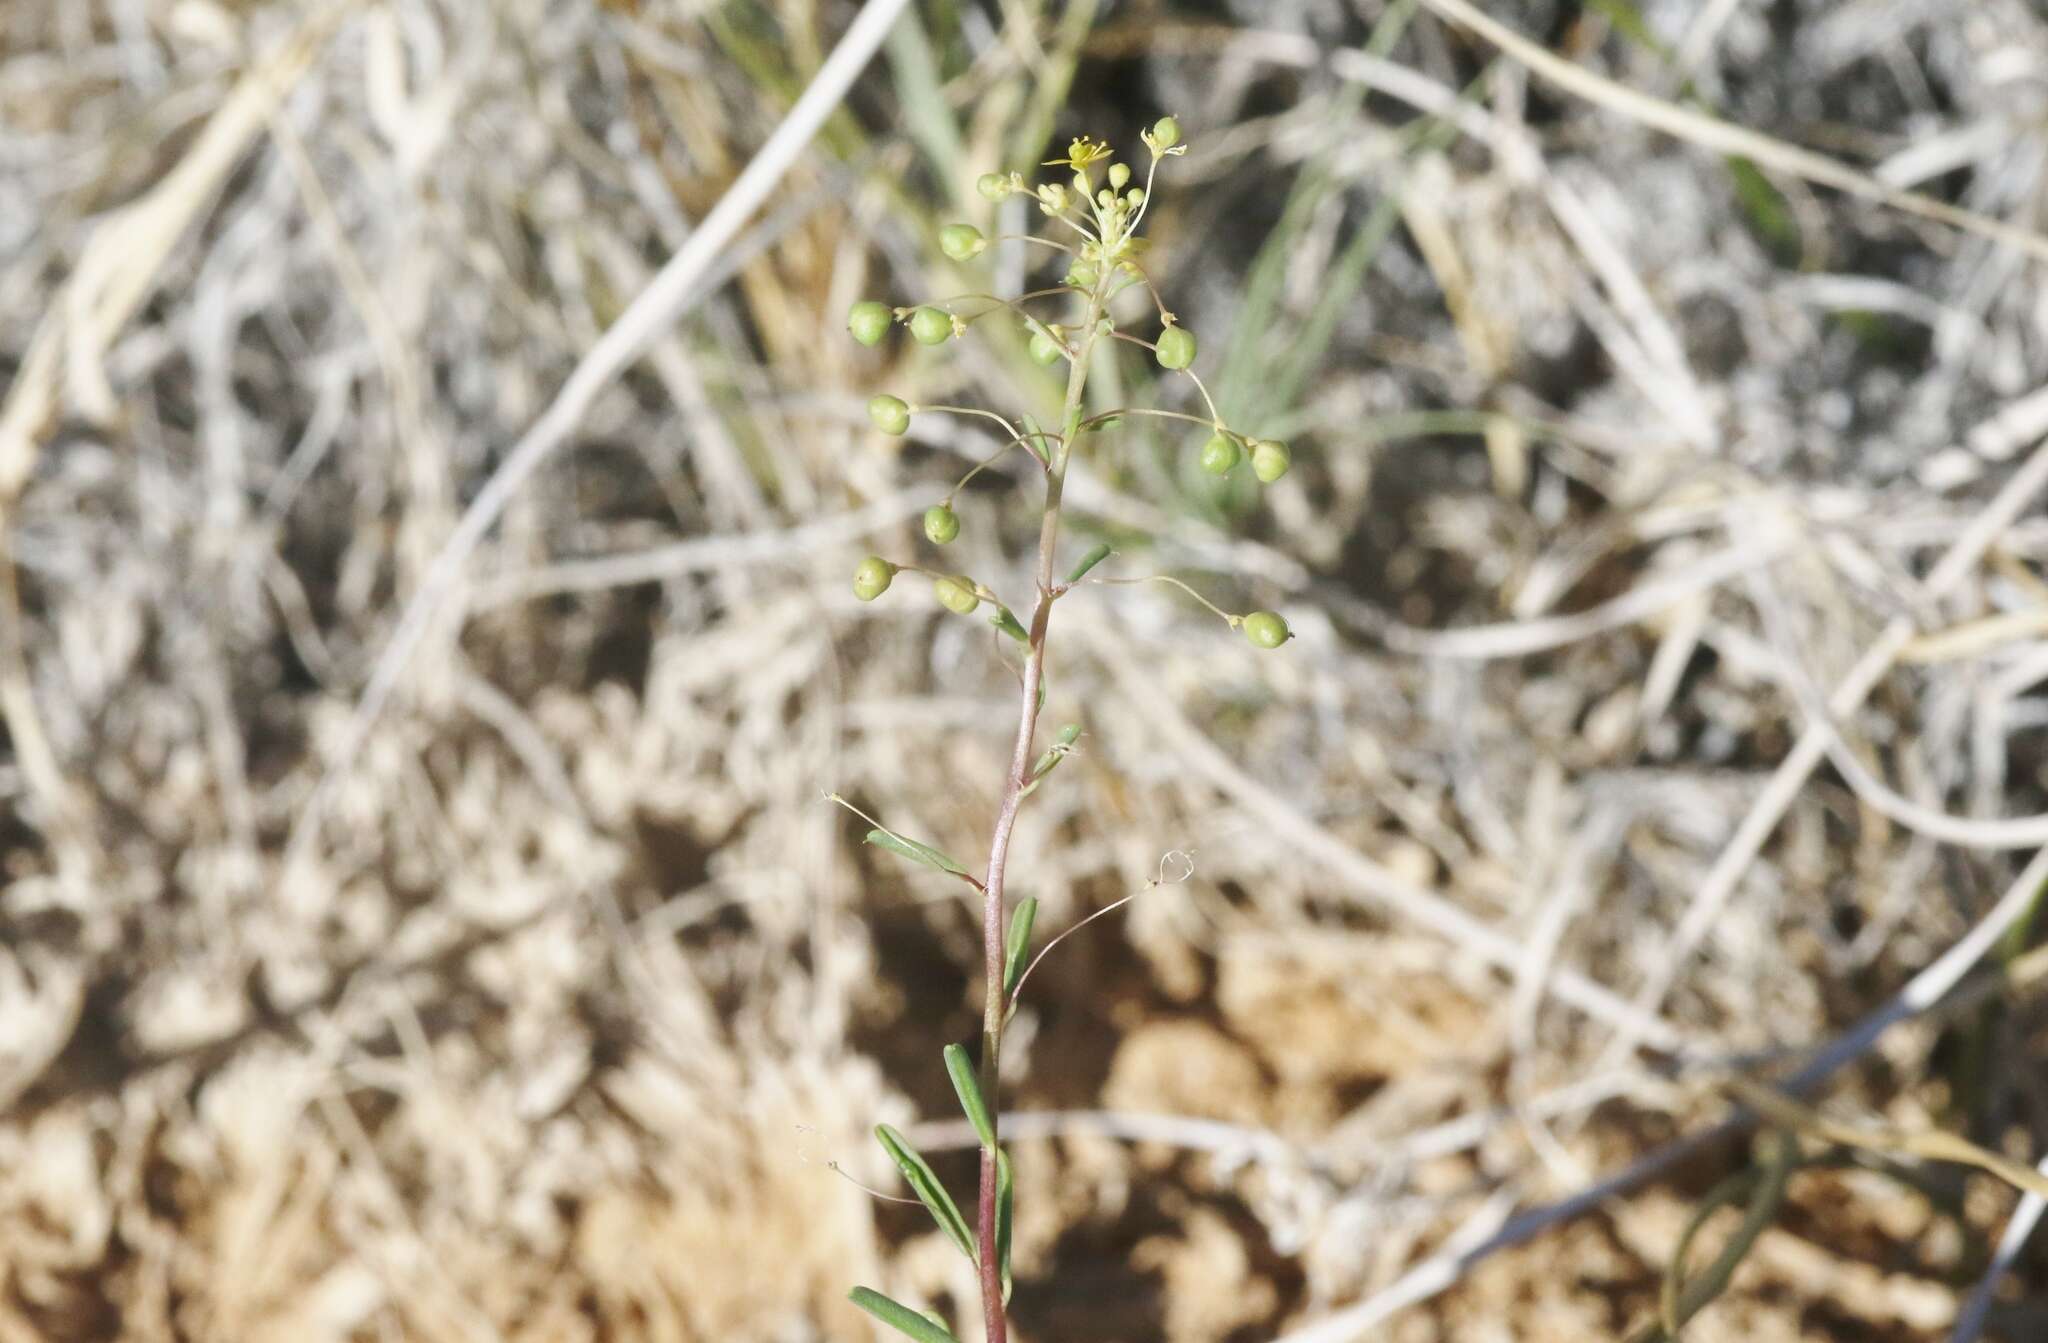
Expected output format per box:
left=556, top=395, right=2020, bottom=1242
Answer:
left=1019, top=412, right=1051, bottom=464
left=996, top=1147, right=1015, bottom=1305
left=1066, top=543, right=1113, bottom=583
left=848, top=1287, right=960, bottom=1343
left=866, top=829, right=973, bottom=879
left=873, top=1124, right=976, bottom=1261
left=1002, top=898, right=1038, bottom=998
left=990, top=606, right=1030, bottom=645
left=1027, top=724, right=1082, bottom=784
left=943, top=1043, right=997, bottom=1152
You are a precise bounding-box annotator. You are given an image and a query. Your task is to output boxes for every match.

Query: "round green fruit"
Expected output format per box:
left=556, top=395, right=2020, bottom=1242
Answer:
left=1152, top=116, right=1182, bottom=150
left=846, top=300, right=892, bottom=347
left=1029, top=328, right=1065, bottom=366
left=1243, top=611, right=1291, bottom=649
left=1198, top=433, right=1241, bottom=475
left=924, top=505, right=960, bottom=546
left=976, top=172, right=1009, bottom=202
left=867, top=394, right=911, bottom=435
left=1155, top=325, right=1196, bottom=370
left=933, top=576, right=980, bottom=615
left=938, top=223, right=985, bottom=261
left=1250, top=439, right=1292, bottom=483
left=852, top=556, right=895, bottom=601
left=908, top=306, right=954, bottom=345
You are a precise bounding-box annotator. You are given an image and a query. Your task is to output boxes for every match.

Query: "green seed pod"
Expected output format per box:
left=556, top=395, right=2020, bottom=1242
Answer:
left=1243, top=611, right=1291, bottom=649
left=1198, top=433, right=1241, bottom=475
left=1251, top=439, right=1292, bottom=483
left=1152, top=116, right=1181, bottom=150
left=1065, top=262, right=1098, bottom=290
left=1155, top=325, right=1197, bottom=370
left=938, top=223, right=984, bottom=261
left=852, top=556, right=895, bottom=601
left=933, top=575, right=980, bottom=615
left=1028, top=328, right=1064, bottom=366
left=924, top=504, right=960, bottom=546
left=867, top=394, right=911, bottom=435
left=908, top=306, right=953, bottom=345
left=1108, top=163, right=1131, bottom=190
left=846, top=300, right=892, bottom=347
left=976, top=171, right=1009, bottom=201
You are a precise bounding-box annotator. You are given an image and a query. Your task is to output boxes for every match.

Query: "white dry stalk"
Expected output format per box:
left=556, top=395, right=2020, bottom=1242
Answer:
left=283, top=0, right=918, bottom=872
left=1417, top=0, right=2048, bottom=264
left=1612, top=435, right=2048, bottom=1062
left=1278, top=845, right=2048, bottom=1343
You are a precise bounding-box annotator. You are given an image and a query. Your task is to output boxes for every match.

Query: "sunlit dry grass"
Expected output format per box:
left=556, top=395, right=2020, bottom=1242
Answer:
left=7, top=2, right=2048, bottom=1340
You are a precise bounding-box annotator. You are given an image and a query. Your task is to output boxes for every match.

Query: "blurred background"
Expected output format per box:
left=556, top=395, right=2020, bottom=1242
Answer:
left=7, top=1, right=2048, bottom=1339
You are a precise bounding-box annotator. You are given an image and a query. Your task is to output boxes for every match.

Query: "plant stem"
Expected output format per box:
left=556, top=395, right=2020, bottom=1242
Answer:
left=973, top=286, right=1104, bottom=1343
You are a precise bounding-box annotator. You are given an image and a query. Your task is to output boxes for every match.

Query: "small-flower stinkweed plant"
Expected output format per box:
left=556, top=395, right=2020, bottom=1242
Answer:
left=836, top=119, right=1292, bottom=1343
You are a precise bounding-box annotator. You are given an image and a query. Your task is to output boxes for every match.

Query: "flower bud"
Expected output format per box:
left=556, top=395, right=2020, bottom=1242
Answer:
left=976, top=172, right=1009, bottom=201
left=933, top=575, right=980, bottom=615
left=867, top=394, right=911, bottom=435
left=1251, top=439, right=1292, bottom=483
left=1108, top=163, right=1131, bottom=190
left=1155, top=325, right=1196, bottom=370
left=846, top=300, right=892, bottom=347
left=1096, top=188, right=1115, bottom=209
left=908, top=306, right=954, bottom=345
left=924, top=504, right=960, bottom=546
left=1198, top=433, right=1240, bottom=475
left=852, top=556, right=895, bottom=601
left=1125, top=187, right=1145, bottom=208
left=938, top=223, right=984, bottom=261
left=1243, top=611, right=1291, bottom=648
left=1029, top=328, right=1065, bottom=366
left=1152, top=116, right=1181, bottom=150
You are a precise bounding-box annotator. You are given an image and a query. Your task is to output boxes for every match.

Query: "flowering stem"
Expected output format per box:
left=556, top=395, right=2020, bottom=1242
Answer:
left=973, top=280, right=1105, bottom=1343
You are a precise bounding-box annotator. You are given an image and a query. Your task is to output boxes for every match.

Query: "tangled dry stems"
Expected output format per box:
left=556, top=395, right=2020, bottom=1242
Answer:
left=6, top=1, right=2048, bottom=1340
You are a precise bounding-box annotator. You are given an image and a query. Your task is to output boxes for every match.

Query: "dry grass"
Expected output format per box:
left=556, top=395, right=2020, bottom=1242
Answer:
left=7, top=1, right=2048, bottom=1340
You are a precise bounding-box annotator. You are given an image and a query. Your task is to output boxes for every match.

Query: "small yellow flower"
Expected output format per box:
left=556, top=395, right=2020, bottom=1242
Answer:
left=1043, top=136, right=1113, bottom=172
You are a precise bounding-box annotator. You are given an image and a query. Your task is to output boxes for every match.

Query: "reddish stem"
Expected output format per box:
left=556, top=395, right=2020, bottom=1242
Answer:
left=972, top=289, right=1103, bottom=1343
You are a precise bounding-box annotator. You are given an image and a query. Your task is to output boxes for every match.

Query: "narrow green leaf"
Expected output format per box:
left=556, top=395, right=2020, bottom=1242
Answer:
left=865, top=829, right=971, bottom=878
left=880, top=15, right=965, bottom=186
left=1018, top=412, right=1050, bottom=464
left=1003, top=898, right=1038, bottom=997
left=943, top=1044, right=997, bottom=1152
left=1028, top=724, right=1083, bottom=785
left=990, top=607, right=1030, bottom=645
left=874, top=1124, right=975, bottom=1261
left=996, top=1147, right=1015, bottom=1305
left=1726, top=155, right=1800, bottom=264
left=848, top=1287, right=959, bottom=1343
left=1066, top=543, right=1113, bottom=583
